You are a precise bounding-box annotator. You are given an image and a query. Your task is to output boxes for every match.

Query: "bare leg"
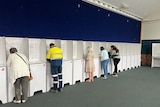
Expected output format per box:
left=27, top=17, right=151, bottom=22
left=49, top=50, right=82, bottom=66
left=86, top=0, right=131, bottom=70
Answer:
left=86, top=72, right=92, bottom=82
left=91, top=72, right=94, bottom=82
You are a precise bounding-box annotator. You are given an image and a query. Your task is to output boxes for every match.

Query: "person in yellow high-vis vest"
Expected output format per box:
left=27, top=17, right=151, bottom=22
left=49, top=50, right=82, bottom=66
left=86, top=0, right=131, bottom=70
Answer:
left=46, top=43, right=63, bottom=93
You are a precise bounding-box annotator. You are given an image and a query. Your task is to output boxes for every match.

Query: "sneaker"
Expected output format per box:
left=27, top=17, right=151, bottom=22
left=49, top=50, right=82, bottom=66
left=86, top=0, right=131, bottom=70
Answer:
left=112, top=74, right=118, bottom=77
left=22, top=100, right=27, bottom=103
left=13, top=100, right=21, bottom=104
left=101, top=76, right=107, bottom=79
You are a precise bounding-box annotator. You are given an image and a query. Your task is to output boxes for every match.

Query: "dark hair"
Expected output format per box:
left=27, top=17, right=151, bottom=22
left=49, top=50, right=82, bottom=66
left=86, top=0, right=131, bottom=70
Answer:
left=10, top=48, right=18, bottom=53
left=111, top=45, right=119, bottom=53
left=115, top=48, right=119, bottom=53
left=49, top=43, right=55, bottom=47
left=111, top=45, right=115, bottom=49
left=100, top=46, right=104, bottom=51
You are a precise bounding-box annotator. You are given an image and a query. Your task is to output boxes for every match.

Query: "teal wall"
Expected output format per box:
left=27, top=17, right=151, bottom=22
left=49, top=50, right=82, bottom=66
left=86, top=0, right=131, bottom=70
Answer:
left=141, top=40, right=160, bottom=54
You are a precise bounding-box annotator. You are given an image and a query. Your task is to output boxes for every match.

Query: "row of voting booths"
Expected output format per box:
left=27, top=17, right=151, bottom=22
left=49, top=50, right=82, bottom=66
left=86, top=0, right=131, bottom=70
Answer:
left=0, top=37, right=141, bottom=104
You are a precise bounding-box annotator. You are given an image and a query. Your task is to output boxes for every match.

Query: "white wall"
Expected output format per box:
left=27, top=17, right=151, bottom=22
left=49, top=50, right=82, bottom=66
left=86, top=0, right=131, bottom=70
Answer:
left=142, top=11, right=160, bottom=40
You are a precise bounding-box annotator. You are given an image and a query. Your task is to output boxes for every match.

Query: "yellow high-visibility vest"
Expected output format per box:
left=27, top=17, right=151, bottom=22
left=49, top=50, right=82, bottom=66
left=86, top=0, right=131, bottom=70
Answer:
left=46, top=47, right=63, bottom=60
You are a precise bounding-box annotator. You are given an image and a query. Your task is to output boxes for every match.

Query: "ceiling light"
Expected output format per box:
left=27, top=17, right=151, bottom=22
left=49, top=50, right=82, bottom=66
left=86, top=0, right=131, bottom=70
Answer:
left=83, top=0, right=142, bottom=21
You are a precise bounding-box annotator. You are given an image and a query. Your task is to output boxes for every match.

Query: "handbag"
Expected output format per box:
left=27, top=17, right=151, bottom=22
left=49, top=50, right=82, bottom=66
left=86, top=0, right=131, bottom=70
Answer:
left=29, top=72, right=33, bottom=80
left=16, top=53, right=33, bottom=81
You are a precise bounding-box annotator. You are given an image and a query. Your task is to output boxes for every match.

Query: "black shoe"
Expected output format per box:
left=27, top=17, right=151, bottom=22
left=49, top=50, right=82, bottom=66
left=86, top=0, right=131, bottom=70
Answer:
left=49, top=89, right=58, bottom=93
left=58, top=88, right=63, bottom=92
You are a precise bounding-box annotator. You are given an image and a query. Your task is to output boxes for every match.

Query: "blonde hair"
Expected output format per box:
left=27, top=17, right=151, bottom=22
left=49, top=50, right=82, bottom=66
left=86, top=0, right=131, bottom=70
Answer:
left=87, top=47, right=93, bottom=53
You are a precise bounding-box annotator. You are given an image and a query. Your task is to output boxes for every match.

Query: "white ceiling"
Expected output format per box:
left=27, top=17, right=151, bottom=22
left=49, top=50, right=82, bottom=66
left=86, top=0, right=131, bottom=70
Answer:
left=84, top=0, right=160, bottom=20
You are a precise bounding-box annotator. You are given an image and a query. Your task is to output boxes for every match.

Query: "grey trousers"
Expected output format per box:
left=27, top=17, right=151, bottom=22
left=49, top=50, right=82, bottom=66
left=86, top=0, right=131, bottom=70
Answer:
left=14, top=76, right=29, bottom=101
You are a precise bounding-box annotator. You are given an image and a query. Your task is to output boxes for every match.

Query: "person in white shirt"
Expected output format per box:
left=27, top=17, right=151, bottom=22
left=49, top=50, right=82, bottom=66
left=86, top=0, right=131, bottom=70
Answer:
left=7, top=48, right=30, bottom=104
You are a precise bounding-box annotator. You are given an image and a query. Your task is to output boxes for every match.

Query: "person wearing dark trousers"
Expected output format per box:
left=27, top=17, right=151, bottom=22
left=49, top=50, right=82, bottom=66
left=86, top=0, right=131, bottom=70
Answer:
left=46, top=43, right=63, bottom=93
left=110, top=45, right=120, bottom=77
left=7, top=48, right=30, bottom=104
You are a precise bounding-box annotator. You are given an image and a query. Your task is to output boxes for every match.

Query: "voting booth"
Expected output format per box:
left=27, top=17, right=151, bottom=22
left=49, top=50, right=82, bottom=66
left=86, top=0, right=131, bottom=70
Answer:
left=121, top=43, right=128, bottom=71
left=46, top=61, right=52, bottom=92
left=152, top=43, right=160, bottom=67
left=29, top=63, right=46, bottom=96
left=92, top=41, right=101, bottom=78
left=130, top=43, right=135, bottom=68
left=0, top=37, right=6, bottom=66
left=130, top=43, right=141, bottom=69
left=28, top=38, right=46, bottom=96
left=61, top=40, right=73, bottom=86
left=0, top=67, right=7, bottom=104
left=137, top=44, right=141, bottom=67
left=72, top=40, right=83, bottom=84
left=0, top=37, right=7, bottom=104
left=126, top=43, right=132, bottom=70
left=5, top=37, right=29, bottom=102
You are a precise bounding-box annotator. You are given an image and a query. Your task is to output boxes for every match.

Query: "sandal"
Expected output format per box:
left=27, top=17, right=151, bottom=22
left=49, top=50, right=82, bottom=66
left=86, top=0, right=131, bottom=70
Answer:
left=86, top=79, right=91, bottom=82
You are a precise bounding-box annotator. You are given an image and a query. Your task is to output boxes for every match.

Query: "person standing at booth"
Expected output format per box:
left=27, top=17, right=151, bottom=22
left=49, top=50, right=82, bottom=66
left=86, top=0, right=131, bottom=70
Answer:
left=99, top=46, right=109, bottom=79
left=7, top=48, right=30, bottom=104
left=85, top=47, right=95, bottom=82
left=46, top=43, right=63, bottom=93
left=110, top=45, right=120, bottom=77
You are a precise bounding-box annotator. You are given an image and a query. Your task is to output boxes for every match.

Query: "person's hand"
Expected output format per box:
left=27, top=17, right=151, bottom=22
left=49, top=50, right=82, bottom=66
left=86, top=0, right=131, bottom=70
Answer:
left=47, top=59, right=51, bottom=63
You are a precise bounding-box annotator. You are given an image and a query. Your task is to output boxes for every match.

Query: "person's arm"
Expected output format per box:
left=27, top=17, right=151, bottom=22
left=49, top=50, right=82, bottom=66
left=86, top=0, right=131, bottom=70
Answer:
left=47, top=59, right=51, bottom=62
left=99, top=51, right=103, bottom=59
left=46, top=49, right=51, bottom=62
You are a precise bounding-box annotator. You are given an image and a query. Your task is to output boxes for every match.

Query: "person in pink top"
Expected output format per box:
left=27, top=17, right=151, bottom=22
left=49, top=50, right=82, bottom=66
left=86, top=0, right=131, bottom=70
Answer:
left=85, top=47, right=95, bottom=82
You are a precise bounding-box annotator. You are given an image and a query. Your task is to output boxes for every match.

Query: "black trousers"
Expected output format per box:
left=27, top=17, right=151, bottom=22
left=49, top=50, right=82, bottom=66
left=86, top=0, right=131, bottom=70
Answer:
left=113, top=58, right=120, bottom=74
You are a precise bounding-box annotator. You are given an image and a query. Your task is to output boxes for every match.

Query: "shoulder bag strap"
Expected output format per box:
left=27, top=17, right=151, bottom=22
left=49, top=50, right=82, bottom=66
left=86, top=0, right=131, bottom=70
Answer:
left=16, top=53, right=30, bottom=71
left=16, top=53, right=27, bottom=64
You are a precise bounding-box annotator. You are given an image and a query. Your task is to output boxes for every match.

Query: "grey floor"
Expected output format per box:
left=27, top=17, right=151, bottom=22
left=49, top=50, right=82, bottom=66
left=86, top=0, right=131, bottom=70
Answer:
left=1, top=66, right=160, bottom=107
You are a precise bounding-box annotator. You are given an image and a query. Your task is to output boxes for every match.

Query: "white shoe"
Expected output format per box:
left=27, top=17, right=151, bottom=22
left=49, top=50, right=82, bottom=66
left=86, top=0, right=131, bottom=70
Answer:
left=22, top=100, right=27, bottom=103
left=13, top=100, right=21, bottom=104
left=101, top=76, right=107, bottom=79
left=112, top=74, right=118, bottom=77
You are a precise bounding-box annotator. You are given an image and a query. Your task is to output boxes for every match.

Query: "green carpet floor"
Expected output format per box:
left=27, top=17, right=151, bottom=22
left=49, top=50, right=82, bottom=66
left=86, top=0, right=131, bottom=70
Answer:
left=1, top=66, right=160, bottom=107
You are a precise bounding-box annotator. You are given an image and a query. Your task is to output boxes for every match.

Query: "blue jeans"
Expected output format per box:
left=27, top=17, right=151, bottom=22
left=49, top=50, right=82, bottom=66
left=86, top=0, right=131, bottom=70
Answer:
left=51, top=59, right=63, bottom=90
left=101, top=59, right=109, bottom=77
